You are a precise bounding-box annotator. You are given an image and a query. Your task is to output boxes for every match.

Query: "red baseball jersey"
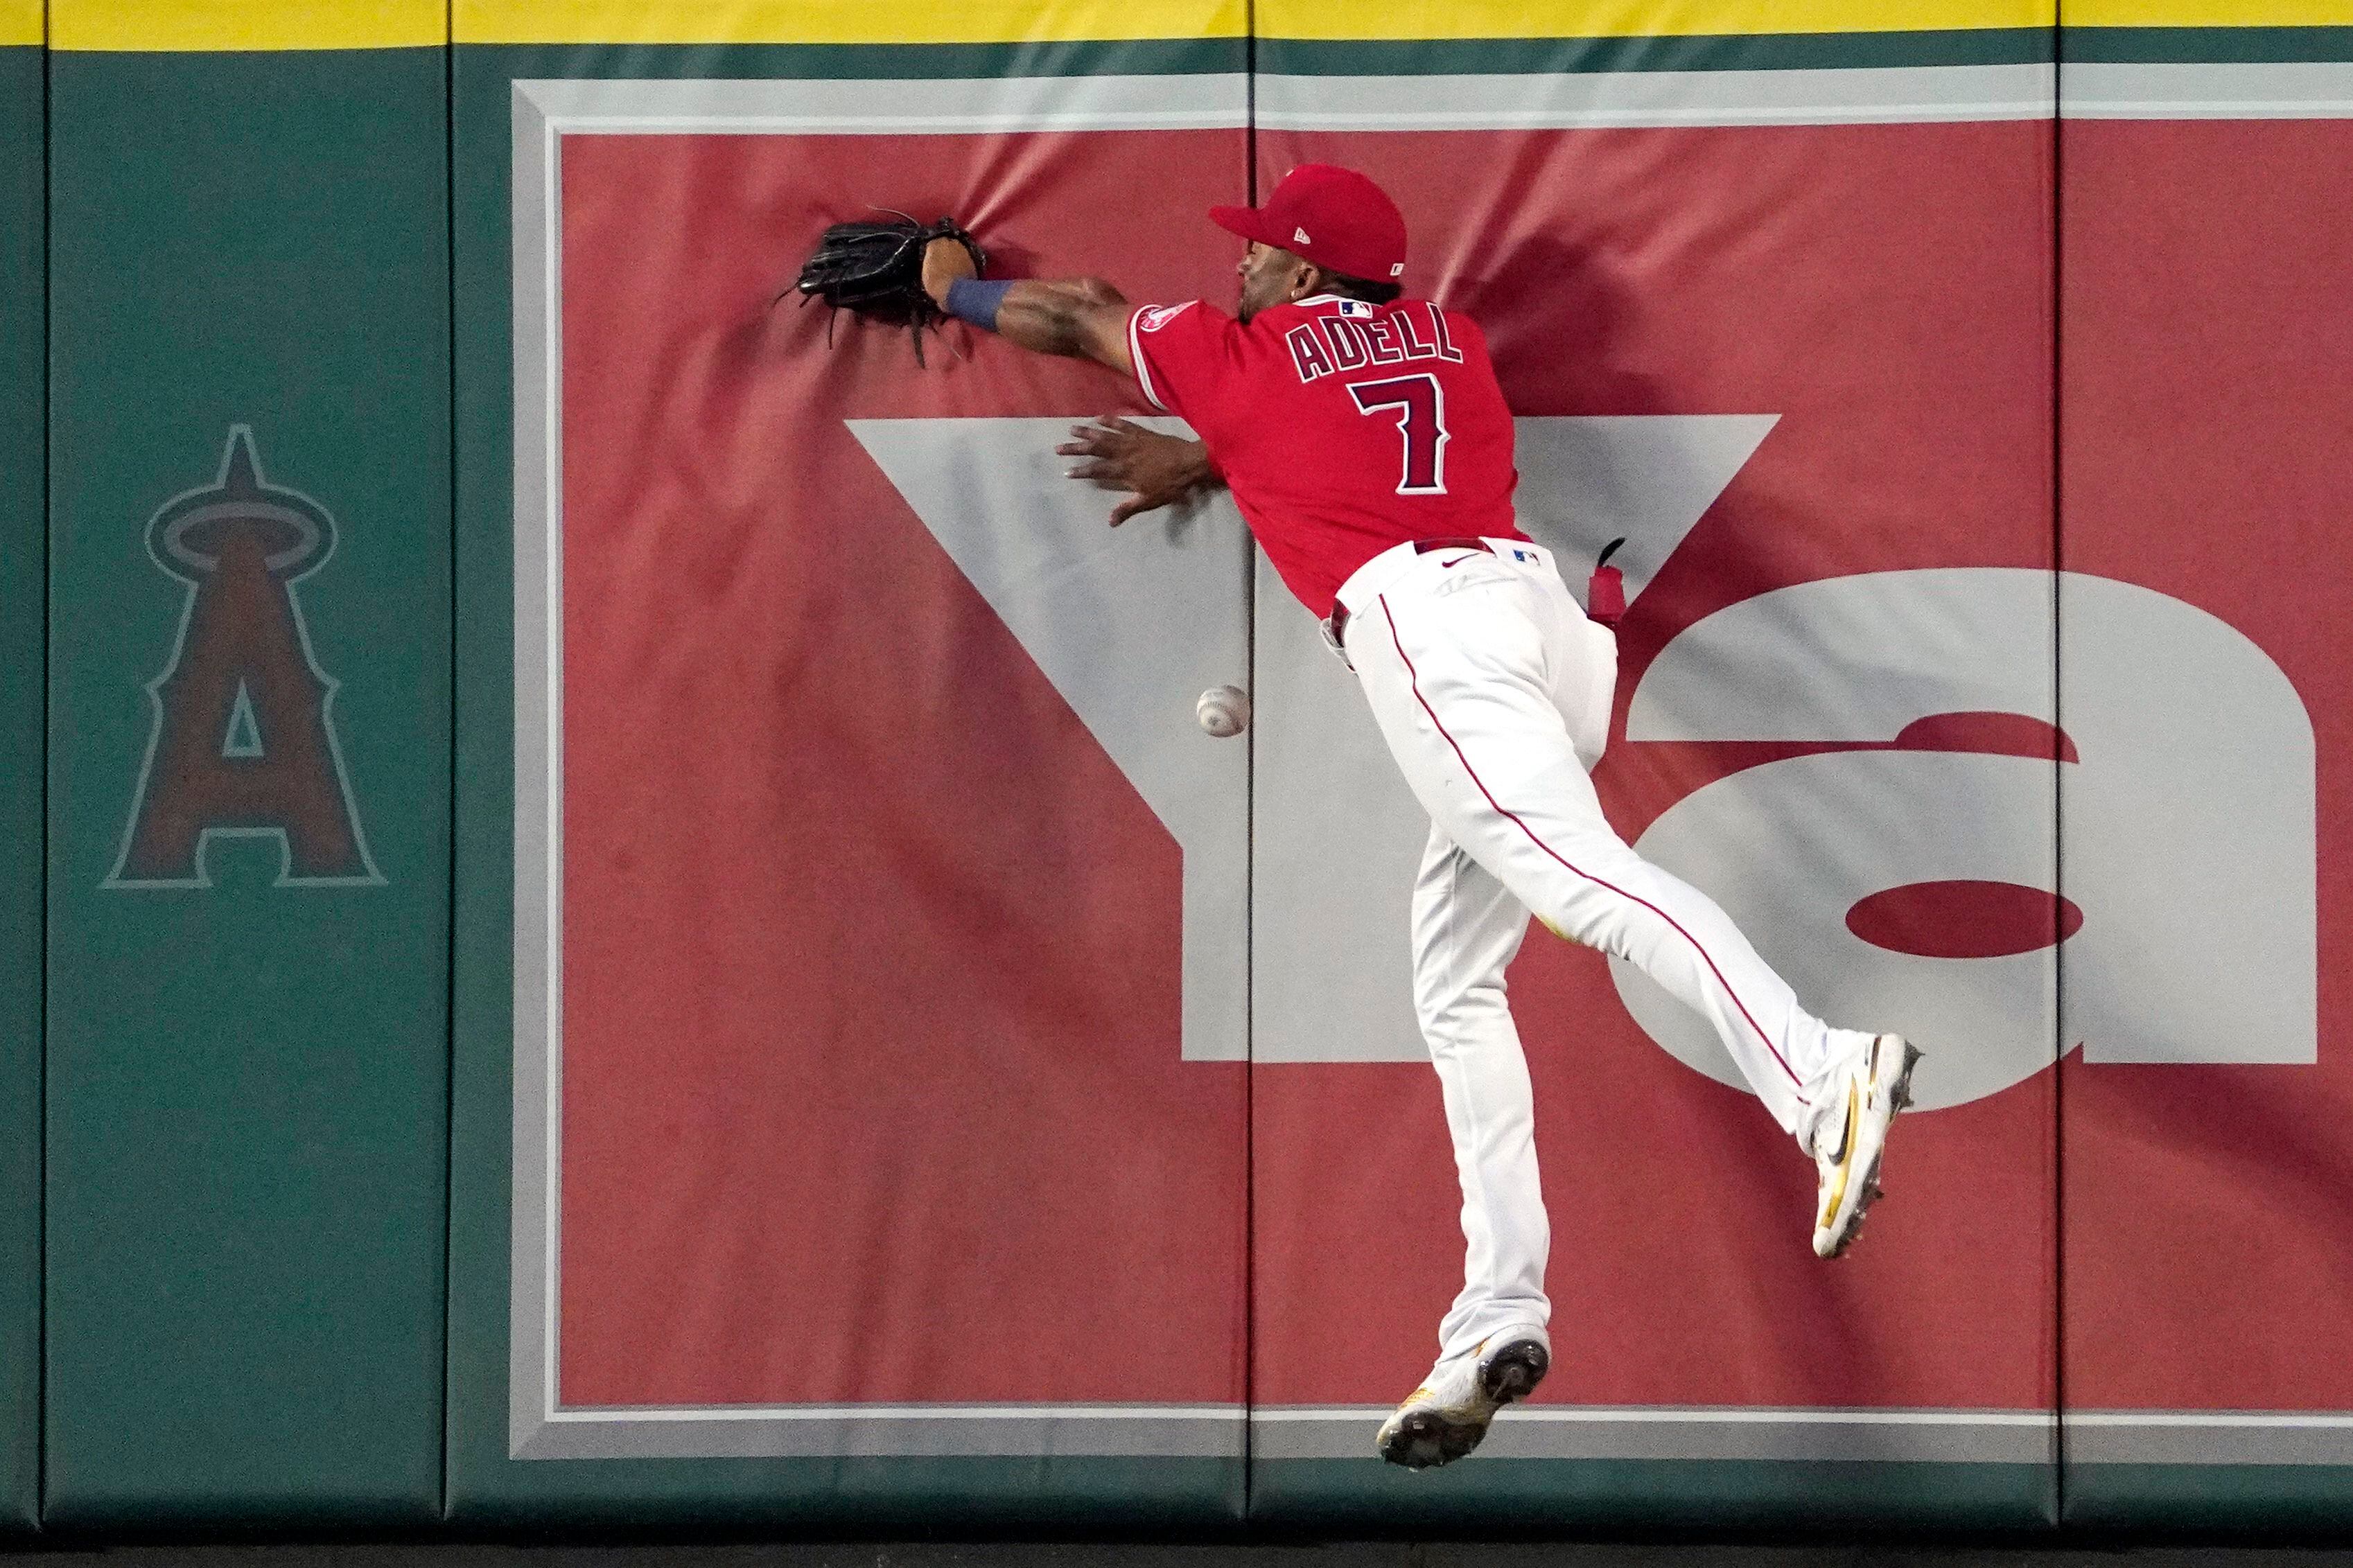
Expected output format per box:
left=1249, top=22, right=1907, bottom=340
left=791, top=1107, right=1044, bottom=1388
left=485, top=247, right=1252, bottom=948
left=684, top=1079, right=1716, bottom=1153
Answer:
left=1126, top=293, right=1525, bottom=617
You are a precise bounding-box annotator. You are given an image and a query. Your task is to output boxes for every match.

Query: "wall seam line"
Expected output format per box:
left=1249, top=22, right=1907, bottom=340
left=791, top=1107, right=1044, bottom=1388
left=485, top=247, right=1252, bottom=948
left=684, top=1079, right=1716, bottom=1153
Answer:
left=438, top=0, right=459, bottom=1528
left=1241, top=0, right=1258, bottom=1526
left=34, top=0, right=51, bottom=1533
left=2051, top=0, right=2070, bottom=1531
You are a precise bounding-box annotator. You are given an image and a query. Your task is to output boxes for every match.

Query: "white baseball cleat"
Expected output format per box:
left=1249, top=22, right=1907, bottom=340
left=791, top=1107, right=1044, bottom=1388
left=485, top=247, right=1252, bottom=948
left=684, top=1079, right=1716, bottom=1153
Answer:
left=1810, top=1032, right=1922, bottom=1259
left=1374, top=1325, right=1550, bottom=1470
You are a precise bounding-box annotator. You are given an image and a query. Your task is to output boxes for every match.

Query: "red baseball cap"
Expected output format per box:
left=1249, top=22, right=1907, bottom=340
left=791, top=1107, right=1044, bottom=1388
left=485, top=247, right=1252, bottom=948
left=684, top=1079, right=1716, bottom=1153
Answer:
left=1209, top=164, right=1408, bottom=283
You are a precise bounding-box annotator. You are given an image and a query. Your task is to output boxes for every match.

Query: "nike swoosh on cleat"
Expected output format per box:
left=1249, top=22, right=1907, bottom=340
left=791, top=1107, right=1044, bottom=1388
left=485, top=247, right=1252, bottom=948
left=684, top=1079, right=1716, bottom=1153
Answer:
left=1818, top=1092, right=1860, bottom=1228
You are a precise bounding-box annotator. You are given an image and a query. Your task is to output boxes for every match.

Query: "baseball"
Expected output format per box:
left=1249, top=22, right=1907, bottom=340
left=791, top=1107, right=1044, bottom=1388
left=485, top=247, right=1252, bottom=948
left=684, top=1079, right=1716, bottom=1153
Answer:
left=1196, top=684, right=1250, bottom=737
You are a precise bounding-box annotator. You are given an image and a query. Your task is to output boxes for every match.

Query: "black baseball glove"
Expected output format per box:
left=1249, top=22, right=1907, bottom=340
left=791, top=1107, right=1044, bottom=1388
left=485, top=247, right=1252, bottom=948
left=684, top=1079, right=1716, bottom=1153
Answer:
left=793, top=211, right=986, bottom=367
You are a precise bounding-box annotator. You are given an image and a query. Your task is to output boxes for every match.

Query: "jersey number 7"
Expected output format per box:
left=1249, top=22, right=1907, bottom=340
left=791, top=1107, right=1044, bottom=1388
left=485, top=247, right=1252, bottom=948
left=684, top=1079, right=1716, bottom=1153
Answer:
left=1348, top=374, right=1450, bottom=495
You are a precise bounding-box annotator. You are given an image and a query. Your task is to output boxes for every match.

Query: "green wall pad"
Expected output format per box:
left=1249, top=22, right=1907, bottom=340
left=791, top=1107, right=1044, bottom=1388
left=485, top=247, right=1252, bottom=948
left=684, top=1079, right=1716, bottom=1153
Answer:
left=2063, top=1465, right=2353, bottom=1536
left=44, top=43, right=451, bottom=1526
left=0, top=35, right=45, bottom=1536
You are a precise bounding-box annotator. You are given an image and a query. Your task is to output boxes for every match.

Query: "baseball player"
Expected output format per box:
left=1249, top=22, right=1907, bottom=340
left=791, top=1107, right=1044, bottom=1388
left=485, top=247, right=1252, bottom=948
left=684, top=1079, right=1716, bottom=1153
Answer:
left=901, top=164, right=1921, bottom=1469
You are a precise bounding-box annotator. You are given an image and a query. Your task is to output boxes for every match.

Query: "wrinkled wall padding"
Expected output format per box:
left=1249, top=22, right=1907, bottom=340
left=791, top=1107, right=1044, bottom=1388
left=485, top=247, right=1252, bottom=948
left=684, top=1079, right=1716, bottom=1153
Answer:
left=446, top=21, right=1254, bottom=1527
left=1247, top=8, right=2062, bottom=1525
left=12, top=0, right=2353, bottom=1540
left=43, top=2, right=452, bottom=1528
left=0, top=16, right=42, bottom=1536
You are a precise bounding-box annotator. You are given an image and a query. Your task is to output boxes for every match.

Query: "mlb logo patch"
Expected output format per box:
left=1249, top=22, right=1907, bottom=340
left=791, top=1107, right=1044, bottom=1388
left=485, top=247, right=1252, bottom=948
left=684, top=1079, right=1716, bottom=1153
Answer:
left=1334, top=299, right=1371, bottom=317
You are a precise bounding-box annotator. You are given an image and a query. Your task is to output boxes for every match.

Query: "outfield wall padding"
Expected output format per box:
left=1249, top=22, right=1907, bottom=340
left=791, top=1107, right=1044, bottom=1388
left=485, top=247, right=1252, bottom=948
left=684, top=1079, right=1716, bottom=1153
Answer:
left=8, top=0, right=2353, bottom=1538
left=2056, top=20, right=2353, bottom=1526
left=445, top=27, right=1254, bottom=1527
left=42, top=8, right=453, bottom=1526
left=0, top=21, right=46, bottom=1535
left=1245, top=21, right=2060, bottom=1522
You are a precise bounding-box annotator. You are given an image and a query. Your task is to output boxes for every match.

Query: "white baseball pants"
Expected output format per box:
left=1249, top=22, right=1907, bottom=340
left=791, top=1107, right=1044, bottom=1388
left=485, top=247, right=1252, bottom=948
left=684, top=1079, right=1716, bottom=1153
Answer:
left=1336, top=539, right=1869, bottom=1363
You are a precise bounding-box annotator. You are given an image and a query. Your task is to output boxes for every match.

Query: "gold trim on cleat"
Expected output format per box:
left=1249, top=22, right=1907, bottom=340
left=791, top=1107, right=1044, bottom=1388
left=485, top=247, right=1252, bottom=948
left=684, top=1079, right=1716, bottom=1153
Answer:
left=1811, top=1034, right=1921, bottom=1260
left=1815, top=1091, right=1860, bottom=1232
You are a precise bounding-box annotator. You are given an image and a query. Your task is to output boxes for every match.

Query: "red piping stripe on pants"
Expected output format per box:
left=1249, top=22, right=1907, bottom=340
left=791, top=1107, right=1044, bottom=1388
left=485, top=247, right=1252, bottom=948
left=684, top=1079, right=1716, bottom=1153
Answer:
left=1378, top=594, right=1806, bottom=1097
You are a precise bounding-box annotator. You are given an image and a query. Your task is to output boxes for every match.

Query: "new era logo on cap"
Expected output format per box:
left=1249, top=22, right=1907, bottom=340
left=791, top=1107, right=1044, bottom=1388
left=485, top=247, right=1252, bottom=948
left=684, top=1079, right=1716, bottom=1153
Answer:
left=1293, top=227, right=1311, bottom=245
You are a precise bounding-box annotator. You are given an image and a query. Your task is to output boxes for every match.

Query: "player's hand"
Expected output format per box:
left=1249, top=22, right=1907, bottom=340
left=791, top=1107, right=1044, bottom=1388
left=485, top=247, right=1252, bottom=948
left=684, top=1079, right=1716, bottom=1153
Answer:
left=1056, top=416, right=1223, bottom=527
left=920, top=235, right=979, bottom=307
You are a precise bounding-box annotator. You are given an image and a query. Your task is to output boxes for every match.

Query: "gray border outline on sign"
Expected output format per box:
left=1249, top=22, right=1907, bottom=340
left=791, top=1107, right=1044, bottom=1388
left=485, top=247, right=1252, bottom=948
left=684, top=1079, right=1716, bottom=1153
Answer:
left=508, top=69, right=2353, bottom=1468
left=507, top=72, right=1256, bottom=1465
left=2062, top=61, right=2353, bottom=118
left=1254, top=62, right=2057, bottom=129
left=1255, top=1406, right=2058, bottom=1464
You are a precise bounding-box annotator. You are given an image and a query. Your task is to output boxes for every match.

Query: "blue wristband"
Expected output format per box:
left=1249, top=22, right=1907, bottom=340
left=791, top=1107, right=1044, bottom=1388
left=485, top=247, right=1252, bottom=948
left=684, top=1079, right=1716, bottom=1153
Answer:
left=943, top=276, right=1011, bottom=333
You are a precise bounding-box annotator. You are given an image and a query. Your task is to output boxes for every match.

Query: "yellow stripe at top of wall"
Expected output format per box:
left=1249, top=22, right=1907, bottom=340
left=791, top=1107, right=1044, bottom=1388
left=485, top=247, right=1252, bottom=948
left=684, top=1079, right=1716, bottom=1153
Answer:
left=456, top=0, right=1247, bottom=44
left=2065, top=1, right=2353, bottom=21
left=0, top=1, right=42, bottom=46
left=1259, top=0, right=2054, bottom=39
left=51, top=0, right=444, bottom=50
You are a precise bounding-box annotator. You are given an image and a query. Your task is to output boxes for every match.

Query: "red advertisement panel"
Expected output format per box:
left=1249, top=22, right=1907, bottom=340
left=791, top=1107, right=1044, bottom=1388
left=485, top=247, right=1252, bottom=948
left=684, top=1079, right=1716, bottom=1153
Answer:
left=554, top=129, right=1248, bottom=1408
left=1251, top=122, right=2059, bottom=1413
left=2061, top=117, right=2353, bottom=1415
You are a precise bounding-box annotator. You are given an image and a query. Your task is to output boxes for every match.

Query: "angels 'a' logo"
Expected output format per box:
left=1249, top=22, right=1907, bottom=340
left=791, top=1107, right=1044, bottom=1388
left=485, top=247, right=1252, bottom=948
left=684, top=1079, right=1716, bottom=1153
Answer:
left=1135, top=302, right=1193, bottom=333
left=107, top=427, right=381, bottom=889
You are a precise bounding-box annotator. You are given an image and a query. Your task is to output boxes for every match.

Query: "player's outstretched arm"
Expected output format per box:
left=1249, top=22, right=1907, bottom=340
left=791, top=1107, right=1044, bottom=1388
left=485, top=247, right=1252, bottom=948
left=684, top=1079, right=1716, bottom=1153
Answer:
left=920, top=238, right=1134, bottom=375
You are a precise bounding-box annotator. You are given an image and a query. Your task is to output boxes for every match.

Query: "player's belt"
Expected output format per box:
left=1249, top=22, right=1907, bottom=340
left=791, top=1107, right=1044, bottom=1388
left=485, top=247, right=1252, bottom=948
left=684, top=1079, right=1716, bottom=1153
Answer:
left=1326, top=537, right=1494, bottom=649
